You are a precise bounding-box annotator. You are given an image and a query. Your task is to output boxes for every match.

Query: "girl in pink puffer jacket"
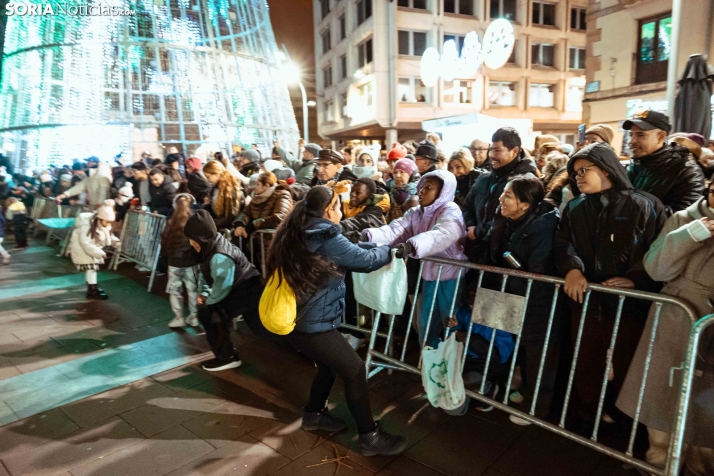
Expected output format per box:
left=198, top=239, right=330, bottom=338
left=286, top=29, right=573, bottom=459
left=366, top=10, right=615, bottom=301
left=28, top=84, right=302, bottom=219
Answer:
left=364, top=169, right=468, bottom=348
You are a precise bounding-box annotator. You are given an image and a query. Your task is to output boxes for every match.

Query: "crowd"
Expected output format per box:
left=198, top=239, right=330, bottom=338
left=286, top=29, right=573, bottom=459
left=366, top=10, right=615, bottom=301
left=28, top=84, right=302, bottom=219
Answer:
left=1, top=110, right=714, bottom=470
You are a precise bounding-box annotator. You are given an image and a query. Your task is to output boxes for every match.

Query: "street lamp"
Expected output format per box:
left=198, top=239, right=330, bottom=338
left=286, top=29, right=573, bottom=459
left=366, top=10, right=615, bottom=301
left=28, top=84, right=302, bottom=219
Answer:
left=279, top=45, right=310, bottom=143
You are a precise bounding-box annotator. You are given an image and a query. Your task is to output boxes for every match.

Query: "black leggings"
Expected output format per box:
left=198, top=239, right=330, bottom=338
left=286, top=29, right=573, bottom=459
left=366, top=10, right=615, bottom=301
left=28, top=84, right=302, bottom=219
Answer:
left=287, top=329, right=375, bottom=434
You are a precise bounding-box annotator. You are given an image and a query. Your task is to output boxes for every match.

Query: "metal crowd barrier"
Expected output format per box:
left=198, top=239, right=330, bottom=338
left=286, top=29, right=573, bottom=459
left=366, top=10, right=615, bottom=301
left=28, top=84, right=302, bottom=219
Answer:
left=223, top=228, right=275, bottom=278
left=363, top=256, right=706, bottom=476
left=109, top=210, right=167, bottom=292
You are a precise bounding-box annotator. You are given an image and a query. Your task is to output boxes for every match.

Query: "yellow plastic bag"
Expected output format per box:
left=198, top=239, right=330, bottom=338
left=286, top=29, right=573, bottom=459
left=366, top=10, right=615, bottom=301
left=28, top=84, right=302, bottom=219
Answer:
left=259, top=270, right=297, bottom=335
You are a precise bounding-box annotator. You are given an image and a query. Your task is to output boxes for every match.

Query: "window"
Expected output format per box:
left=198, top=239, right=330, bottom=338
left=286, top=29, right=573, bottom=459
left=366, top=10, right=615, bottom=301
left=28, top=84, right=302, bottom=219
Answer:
left=356, top=0, right=372, bottom=25
left=488, top=81, right=516, bottom=106
left=320, top=0, right=330, bottom=19
left=324, top=100, right=334, bottom=122
left=530, top=83, right=554, bottom=108
left=321, top=29, right=331, bottom=54
left=358, top=38, right=373, bottom=67
left=398, top=0, right=427, bottom=9
left=566, top=85, right=584, bottom=112
left=398, top=30, right=427, bottom=56
left=339, top=54, right=347, bottom=79
left=323, top=65, right=333, bottom=88
left=443, top=34, right=465, bottom=55
left=531, top=43, right=555, bottom=67
left=444, top=80, right=473, bottom=104
left=398, top=77, right=430, bottom=103
left=569, top=47, right=586, bottom=69
left=444, top=0, right=473, bottom=15
left=508, top=41, right=517, bottom=63
left=339, top=15, right=346, bottom=39
left=532, top=2, right=556, bottom=26
left=359, top=81, right=374, bottom=107
left=490, top=0, right=516, bottom=20
left=340, top=92, right=348, bottom=117
left=636, top=13, right=672, bottom=84
left=571, top=7, right=586, bottom=30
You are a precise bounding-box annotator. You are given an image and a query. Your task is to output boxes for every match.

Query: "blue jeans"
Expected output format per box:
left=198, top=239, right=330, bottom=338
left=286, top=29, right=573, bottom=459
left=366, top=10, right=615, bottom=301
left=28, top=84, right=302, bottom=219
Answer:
left=418, top=279, right=461, bottom=348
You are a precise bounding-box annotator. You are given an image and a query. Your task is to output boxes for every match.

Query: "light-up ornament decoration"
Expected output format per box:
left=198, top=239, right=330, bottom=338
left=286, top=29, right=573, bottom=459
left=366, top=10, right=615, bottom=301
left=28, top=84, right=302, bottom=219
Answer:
left=420, top=19, right=516, bottom=87
left=0, top=0, right=300, bottom=169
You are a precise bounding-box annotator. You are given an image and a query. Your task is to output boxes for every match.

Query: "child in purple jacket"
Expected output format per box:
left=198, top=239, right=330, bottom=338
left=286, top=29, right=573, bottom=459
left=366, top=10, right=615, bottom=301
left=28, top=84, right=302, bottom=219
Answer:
left=364, top=169, right=468, bottom=348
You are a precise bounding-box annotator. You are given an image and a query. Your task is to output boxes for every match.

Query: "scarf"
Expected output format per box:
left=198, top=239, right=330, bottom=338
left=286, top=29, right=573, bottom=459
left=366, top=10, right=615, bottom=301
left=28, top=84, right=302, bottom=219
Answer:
left=390, top=182, right=417, bottom=205
left=250, top=184, right=275, bottom=205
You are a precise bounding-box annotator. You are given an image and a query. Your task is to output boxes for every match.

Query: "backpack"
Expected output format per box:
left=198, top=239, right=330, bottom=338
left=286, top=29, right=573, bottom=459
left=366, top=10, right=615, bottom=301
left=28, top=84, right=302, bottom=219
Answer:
left=259, top=269, right=298, bottom=335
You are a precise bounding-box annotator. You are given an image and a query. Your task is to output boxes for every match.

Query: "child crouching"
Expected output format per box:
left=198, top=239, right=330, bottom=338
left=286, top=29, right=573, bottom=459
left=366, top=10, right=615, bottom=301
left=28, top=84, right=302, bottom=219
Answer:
left=69, top=199, right=119, bottom=299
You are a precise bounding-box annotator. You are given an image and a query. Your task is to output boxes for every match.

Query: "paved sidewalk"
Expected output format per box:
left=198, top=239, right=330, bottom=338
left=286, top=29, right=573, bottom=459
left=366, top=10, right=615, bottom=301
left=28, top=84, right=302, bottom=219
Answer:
left=0, top=240, right=639, bottom=476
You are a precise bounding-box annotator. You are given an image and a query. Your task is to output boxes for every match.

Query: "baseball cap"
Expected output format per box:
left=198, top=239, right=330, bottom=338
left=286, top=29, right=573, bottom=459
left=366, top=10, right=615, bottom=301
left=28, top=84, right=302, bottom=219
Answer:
left=623, top=110, right=671, bottom=133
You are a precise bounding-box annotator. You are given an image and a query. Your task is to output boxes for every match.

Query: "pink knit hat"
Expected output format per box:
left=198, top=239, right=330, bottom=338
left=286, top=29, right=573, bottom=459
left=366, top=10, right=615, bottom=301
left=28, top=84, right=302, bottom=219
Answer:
left=393, top=158, right=417, bottom=176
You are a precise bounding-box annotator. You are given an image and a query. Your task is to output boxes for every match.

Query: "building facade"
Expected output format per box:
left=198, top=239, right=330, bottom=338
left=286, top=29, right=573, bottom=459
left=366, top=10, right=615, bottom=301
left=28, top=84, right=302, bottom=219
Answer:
left=313, top=0, right=587, bottom=149
left=583, top=0, right=714, bottom=153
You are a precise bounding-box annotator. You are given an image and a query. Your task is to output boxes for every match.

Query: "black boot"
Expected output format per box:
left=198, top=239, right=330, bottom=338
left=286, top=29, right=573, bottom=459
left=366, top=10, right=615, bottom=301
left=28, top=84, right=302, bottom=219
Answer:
left=302, top=408, right=347, bottom=432
left=86, top=284, right=108, bottom=300
left=358, top=422, right=407, bottom=456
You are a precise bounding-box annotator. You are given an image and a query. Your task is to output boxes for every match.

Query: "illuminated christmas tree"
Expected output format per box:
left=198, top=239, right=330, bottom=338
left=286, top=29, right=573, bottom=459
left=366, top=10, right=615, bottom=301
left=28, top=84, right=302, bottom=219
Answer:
left=0, top=0, right=299, bottom=168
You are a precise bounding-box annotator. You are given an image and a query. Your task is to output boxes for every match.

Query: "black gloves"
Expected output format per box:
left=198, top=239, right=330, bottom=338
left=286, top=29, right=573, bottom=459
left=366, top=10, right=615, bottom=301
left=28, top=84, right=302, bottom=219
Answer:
left=393, top=242, right=413, bottom=259
left=344, top=231, right=362, bottom=244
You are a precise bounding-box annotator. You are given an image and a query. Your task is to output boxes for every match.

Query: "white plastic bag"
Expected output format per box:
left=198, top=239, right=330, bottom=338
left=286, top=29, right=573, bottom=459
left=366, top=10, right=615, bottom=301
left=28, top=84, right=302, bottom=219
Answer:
left=352, top=250, right=407, bottom=315
left=421, top=333, right=466, bottom=410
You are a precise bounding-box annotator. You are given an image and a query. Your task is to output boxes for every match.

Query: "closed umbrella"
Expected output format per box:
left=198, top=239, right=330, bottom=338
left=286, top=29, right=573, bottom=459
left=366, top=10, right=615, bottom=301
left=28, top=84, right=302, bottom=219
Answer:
left=674, top=54, right=714, bottom=138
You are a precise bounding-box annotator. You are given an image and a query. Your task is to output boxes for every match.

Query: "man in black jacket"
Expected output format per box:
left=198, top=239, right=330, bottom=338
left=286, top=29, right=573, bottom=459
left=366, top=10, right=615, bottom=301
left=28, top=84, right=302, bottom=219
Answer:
left=625, top=110, right=705, bottom=216
left=554, top=142, right=665, bottom=428
left=185, top=157, right=212, bottom=205
left=310, top=149, right=358, bottom=187
left=462, top=127, right=537, bottom=259
left=148, top=168, right=176, bottom=216
left=414, top=140, right=439, bottom=175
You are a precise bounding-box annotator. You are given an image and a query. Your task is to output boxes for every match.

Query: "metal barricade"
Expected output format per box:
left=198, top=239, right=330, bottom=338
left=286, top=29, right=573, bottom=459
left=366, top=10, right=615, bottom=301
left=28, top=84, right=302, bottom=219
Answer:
left=109, top=210, right=167, bottom=292
left=250, top=229, right=275, bottom=278
left=364, top=256, right=704, bottom=476
left=40, top=202, right=84, bottom=247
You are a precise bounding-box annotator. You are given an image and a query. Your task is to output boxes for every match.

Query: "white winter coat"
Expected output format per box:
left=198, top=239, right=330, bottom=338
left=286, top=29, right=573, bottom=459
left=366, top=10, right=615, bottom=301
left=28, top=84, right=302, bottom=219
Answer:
left=69, top=213, right=118, bottom=266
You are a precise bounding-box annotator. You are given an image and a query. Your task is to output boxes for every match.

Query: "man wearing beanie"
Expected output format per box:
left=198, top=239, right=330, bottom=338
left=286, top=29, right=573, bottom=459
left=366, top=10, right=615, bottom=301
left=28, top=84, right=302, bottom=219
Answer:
left=624, top=110, right=705, bottom=215
left=583, top=124, right=614, bottom=145
left=183, top=209, right=266, bottom=372
left=414, top=140, right=438, bottom=175
left=286, top=142, right=321, bottom=185
left=310, top=149, right=358, bottom=187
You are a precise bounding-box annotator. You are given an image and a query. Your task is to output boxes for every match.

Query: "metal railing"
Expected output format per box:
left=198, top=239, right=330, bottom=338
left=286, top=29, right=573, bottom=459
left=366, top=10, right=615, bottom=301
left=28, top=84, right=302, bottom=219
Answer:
left=363, top=256, right=707, bottom=476
left=109, top=210, right=167, bottom=292
left=223, top=228, right=275, bottom=278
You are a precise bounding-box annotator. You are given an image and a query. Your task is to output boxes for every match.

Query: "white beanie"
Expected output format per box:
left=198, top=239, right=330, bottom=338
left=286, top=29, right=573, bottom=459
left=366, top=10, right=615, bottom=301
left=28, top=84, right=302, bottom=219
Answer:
left=40, top=173, right=53, bottom=183
left=263, top=159, right=282, bottom=173
left=96, top=199, right=116, bottom=222
left=118, top=182, right=134, bottom=199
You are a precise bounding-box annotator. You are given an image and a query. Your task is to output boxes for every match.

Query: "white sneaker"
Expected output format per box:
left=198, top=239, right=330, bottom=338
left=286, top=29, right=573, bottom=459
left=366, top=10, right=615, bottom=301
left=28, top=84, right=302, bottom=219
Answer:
left=509, top=415, right=532, bottom=426
left=168, top=316, right=185, bottom=328
left=186, top=315, right=199, bottom=327
left=136, top=265, right=151, bottom=273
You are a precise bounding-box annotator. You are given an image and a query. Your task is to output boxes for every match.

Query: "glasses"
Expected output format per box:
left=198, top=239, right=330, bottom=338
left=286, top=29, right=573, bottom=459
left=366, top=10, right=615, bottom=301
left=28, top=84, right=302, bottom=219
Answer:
left=470, top=147, right=489, bottom=153
left=571, top=165, right=598, bottom=179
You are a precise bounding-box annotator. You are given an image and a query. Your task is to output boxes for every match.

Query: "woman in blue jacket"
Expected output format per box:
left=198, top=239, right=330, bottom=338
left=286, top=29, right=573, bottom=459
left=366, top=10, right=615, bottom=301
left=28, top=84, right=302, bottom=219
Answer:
left=266, top=185, right=407, bottom=457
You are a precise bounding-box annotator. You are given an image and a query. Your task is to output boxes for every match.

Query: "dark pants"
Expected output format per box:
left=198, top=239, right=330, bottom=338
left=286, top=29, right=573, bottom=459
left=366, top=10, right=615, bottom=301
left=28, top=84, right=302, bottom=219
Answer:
left=462, top=334, right=510, bottom=384
left=198, top=276, right=263, bottom=361
left=13, top=214, right=27, bottom=247
left=517, top=333, right=561, bottom=418
left=568, top=309, right=646, bottom=425
left=287, top=329, right=375, bottom=434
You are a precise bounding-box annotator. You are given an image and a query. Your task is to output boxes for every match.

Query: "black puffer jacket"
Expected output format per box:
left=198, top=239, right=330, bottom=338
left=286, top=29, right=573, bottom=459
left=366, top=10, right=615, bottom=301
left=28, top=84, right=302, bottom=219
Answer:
left=149, top=174, right=176, bottom=216
left=187, top=172, right=212, bottom=205
left=463, top=155, right=537, bottom=241
left=486, top=201, right=560, bottom=339
left=555, top=143, right=665, bottom=317
left=628, top=142, right=705, bottom=216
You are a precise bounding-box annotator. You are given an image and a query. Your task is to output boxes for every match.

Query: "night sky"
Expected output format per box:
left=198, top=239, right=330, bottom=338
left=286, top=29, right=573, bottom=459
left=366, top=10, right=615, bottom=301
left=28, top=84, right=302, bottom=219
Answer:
left=267, top=0, right=318, bottom=142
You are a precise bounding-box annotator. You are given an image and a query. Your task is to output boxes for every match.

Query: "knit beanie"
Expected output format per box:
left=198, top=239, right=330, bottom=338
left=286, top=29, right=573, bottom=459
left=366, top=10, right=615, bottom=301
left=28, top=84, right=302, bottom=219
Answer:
left=118, top=182, right=134, bottom=199
left=96, top=199, right=116, bottom=222
left=585, top=124, right=615, bottom=145
left=59, top=174, right=72, bottom=183
left=393, top=158, right=418, bottom=176
left=304, top=143, right=322, bottom=158
left=241, top=150, right=261, bottom=164
left=40, top=173, right=53, bottom=183
left=387, top=142, right=407, bottom=161
left=72, top=162, right=84, bottom=171
left=184, top=157, right=202, bottom=171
